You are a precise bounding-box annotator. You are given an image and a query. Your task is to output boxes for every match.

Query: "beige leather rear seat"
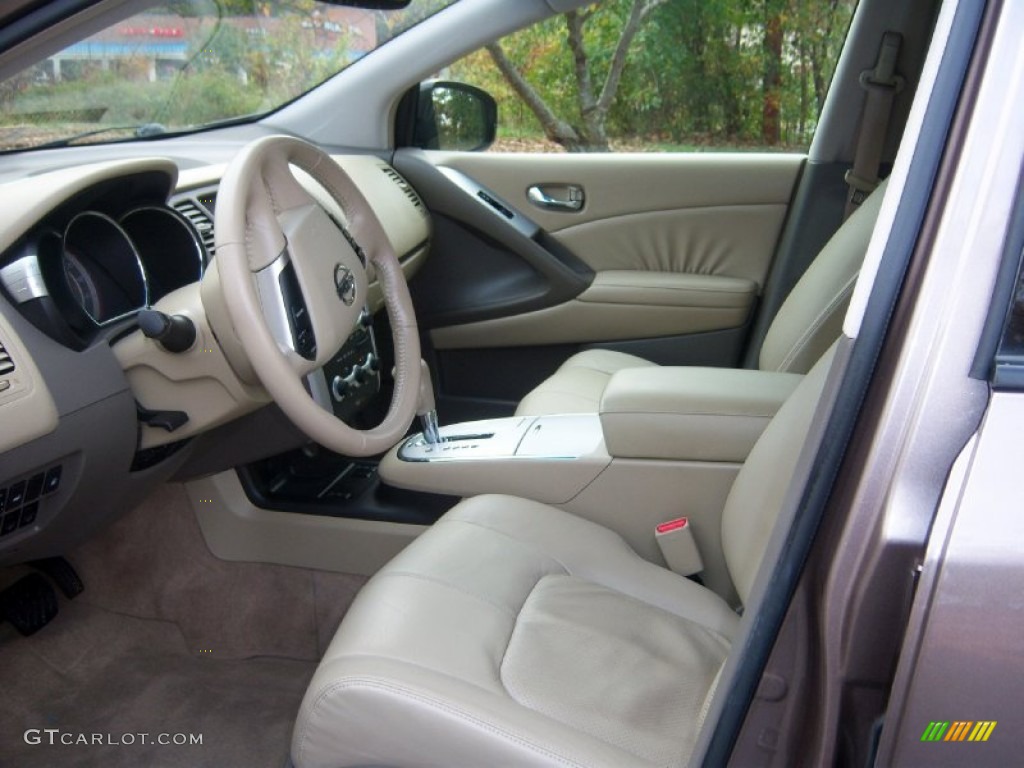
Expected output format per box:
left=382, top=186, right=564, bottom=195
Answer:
left=516, top=180, right=886, bottom=417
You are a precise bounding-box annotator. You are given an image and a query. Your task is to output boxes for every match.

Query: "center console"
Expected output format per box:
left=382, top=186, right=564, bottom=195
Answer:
left=307, top=309, right=381, bottom=423
left=380, top=414, right=609, bottom=505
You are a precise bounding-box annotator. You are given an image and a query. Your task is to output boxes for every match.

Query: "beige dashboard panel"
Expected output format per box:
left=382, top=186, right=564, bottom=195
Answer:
left=431, top=270, right=755, bottom=349
left=0, top=157, right=178, bottom=255
left=0, top=308, right=58, bottom=454
left=113, top=283, right=271, bottom=449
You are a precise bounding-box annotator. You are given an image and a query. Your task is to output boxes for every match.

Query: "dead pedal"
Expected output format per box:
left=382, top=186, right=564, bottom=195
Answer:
left=1, top=573, right=58, bottom=636
left=29, top=556, right=84, bottom=599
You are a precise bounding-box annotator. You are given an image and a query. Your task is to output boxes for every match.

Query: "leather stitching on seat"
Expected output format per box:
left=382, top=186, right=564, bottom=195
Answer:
left=776, top=273, right=858, bottom=372
left=299, top=676, right=590, bottom=768
left=443, top=518, right=576, bottom=575
left=497, top=574, right=730, bottom=765
left=373, top=569, right=521, bottom=618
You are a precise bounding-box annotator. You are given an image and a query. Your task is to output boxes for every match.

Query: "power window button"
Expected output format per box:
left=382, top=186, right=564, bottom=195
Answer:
left=19, top=501, right=38, bottom=528
left=7, top=481, right=25, bottom=508
left=1, top=513, right=19, bottom=535
left=26, top=473, right=44, bottom=502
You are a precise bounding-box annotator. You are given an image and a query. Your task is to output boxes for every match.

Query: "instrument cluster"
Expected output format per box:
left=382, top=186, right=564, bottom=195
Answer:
left=1, top=200, right=207, bottom=347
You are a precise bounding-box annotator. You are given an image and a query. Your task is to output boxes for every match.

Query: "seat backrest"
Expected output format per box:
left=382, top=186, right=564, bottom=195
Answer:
left=758, top=180, right=887, bottom=374
left=721, top=344, right=836, bottom=605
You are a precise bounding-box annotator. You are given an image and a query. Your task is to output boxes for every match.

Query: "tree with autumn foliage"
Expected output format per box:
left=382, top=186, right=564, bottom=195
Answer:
left=449, top=0, right=856, bottom=152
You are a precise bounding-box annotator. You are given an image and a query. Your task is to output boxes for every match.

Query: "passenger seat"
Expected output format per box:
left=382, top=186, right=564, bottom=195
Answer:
left=516, top=180, right=887, bottom=416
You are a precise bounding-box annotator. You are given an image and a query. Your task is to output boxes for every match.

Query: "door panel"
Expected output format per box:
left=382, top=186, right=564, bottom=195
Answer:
left=396, top=150, right=803, bottom=418
left=555, top=204, right=790, bottom=284
left=431, top=271, right=756, bottom=348
left=430, top=152, right=803, bottom=237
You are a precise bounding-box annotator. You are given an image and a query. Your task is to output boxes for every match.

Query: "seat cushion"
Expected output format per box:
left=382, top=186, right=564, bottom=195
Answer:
left=292, top=496, right=738, bottom=768
left=515, top=349, right=656, bottom=416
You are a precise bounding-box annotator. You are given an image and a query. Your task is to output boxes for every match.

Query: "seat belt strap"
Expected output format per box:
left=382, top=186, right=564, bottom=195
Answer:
left=845, top=31, right=904, bottom=219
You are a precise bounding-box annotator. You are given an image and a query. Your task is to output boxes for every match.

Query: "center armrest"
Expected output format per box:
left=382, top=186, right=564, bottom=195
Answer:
left=600, top=367, right=803, bottom=462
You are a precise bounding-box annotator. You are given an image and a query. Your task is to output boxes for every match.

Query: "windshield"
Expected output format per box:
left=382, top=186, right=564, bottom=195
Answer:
left=0, top=0, right=457, bottom=152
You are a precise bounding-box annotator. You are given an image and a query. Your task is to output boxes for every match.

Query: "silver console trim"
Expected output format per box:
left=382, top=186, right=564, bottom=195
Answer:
left=254, top=249, right=296, bottom=356
left=397, top=415, right=604, bottom=463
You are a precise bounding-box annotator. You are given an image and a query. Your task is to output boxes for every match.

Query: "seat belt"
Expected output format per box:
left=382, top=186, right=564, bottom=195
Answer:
left=845, top=31, right=904, bottom=219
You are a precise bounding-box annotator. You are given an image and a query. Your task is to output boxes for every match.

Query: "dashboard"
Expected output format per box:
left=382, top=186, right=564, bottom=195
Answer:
left=0, top=147, right=431, bottom=567
left=2, top=179, right=207, bottom=347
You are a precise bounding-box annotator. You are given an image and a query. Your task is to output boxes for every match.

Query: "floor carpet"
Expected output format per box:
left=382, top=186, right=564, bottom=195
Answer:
left=0, top=603, right=312, bottom=767
left=0, top=482, right=368, bottom=768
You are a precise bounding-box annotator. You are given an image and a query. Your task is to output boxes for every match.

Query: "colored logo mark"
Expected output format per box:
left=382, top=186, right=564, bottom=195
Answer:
left=921, top=721, right=997, bottom=742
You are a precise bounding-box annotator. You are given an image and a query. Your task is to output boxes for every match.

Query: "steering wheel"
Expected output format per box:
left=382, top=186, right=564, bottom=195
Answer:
left=213, top=135, right=420, bottom=456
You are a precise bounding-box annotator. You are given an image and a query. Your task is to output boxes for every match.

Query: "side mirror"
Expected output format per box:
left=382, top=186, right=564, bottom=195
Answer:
left=406, top=81, right=497, bottom=152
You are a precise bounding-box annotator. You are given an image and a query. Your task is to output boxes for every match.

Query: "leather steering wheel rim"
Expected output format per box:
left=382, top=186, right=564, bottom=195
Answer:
left=214, top=135, right=420, bottom=456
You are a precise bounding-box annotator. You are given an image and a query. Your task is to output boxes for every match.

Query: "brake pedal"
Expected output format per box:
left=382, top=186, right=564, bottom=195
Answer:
left=0, top=573, right=58, bottom=636
left=29, top=556, right=84, bottom=599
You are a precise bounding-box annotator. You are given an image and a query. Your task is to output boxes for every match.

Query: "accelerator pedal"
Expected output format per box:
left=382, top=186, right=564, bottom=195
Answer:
left=29, top=556, right=84, bottom=599
left=0, top=573, right=58, bottom=636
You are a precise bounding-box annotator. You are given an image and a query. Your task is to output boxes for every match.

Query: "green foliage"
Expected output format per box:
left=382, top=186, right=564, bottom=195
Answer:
left=0, top=3, right=350, bottom=137
left=450, top=0, right=856, bottom=152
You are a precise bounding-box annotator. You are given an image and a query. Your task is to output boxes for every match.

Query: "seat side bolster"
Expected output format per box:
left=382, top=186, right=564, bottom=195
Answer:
left=758, top=179, right=887, bottom=373
left=722, top=345, right=838, bottom=604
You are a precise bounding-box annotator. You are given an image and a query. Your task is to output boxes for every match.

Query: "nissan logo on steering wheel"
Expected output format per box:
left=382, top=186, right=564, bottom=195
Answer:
left=334, top=263, right=357, bottom=306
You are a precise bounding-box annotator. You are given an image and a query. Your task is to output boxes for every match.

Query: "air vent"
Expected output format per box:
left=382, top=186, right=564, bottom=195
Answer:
left=0, top=340, right=15, bottom=377
left=173, top=200, right=216, bottom=257
left=379, top=166, right=427, bottom=218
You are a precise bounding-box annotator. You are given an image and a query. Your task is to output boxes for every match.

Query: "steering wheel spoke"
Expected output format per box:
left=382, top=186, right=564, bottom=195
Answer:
left=253, top=251, right=319, bottom=368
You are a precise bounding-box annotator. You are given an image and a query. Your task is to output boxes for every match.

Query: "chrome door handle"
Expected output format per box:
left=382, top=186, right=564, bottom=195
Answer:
left=527, top=184, right=585, bottom=212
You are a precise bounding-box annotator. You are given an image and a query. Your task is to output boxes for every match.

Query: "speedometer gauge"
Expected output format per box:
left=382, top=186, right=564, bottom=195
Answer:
left=61, top=212, right=147, bottom=325
left=62, top=249, right=102, bottom=320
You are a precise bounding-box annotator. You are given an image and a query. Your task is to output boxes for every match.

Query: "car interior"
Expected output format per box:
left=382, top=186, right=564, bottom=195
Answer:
left=0, top=0, right=1000, bottom=765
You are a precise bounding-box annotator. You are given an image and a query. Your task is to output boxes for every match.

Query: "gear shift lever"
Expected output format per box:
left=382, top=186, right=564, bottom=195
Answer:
left=416, top=359, right=442, bottom=445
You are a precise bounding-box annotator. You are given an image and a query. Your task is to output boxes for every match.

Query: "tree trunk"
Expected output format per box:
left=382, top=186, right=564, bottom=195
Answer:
left=486, top=0, right=667, bottom=153
left=798, top=37, right=808, bottom=141
left=762, top=1, right=784, bottom=146
left=485, top=42, right=584, bottom=151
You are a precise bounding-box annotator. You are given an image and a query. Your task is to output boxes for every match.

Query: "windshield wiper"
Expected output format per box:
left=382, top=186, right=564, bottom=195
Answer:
left=33, top=123, right=168, bottom=150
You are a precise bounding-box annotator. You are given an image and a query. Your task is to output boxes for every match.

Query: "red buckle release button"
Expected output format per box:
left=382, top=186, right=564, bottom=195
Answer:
left=656, top=517, right=689, bottom=534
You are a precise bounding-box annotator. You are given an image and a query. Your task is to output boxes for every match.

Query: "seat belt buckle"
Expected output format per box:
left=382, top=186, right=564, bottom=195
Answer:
left=655, top=517, right=704, bottom=577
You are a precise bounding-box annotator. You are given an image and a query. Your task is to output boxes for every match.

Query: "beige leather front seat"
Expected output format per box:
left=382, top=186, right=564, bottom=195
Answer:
left=291, top=345, right=837, bottom=768
left=516, top=181, right=886, bottom=417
